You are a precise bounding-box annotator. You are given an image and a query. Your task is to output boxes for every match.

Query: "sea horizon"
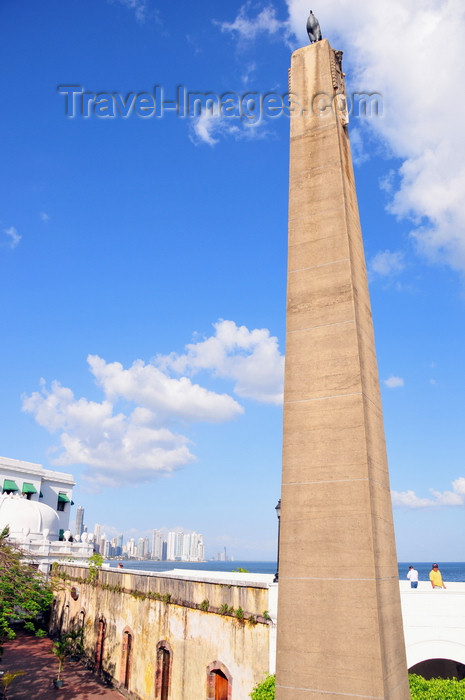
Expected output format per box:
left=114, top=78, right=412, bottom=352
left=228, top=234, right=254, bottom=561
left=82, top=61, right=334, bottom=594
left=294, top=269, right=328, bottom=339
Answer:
left=106, top=559, right=465, bottom=582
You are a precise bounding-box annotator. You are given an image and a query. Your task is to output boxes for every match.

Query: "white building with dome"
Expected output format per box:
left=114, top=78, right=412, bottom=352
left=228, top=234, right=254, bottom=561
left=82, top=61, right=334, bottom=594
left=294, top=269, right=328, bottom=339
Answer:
left=0, top=455, right=93, bottom=572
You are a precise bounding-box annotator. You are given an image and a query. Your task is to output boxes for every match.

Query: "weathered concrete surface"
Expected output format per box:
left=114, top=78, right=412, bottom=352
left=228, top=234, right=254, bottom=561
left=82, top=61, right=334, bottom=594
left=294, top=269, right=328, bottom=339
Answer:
left=275, top=40, right=410, bottom=700
left=51, top=565, right=275, bottom=700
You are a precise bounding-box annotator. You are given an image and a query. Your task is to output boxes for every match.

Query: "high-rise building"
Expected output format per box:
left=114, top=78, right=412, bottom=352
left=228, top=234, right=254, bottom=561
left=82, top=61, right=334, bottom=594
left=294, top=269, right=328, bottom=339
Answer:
left=166, top=531, right=177, bottom=560
left=166, top=529, right=204, bottom=562
left=126, top=538, right=136, bottom=557
left=151, top=529, right=164, bottom=560
left=190, top=532, right=205, bottom=562
left=74, top=505, right=84, bottom=536
left=182, top=533, right=191, bottom=561
left=136, top=537, right=149, bottom=558
left=99, top=533, right=106, bottom=556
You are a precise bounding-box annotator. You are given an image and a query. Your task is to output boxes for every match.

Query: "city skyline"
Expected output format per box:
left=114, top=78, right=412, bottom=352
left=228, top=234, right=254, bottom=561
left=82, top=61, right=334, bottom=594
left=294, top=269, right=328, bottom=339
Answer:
left=1, top=1, right=465, bottom=561
left=91, top=522, right=206, bottom=561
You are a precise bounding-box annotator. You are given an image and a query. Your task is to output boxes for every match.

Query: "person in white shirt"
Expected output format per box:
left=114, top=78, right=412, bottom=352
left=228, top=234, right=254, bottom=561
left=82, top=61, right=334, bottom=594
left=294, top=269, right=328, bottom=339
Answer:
left=407, top=565, right=419, bottom=589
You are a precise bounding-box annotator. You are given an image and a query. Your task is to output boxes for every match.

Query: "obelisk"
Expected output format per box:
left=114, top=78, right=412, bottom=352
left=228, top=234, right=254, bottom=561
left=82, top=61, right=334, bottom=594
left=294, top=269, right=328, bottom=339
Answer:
left=275, top=40, right=410, bottom=700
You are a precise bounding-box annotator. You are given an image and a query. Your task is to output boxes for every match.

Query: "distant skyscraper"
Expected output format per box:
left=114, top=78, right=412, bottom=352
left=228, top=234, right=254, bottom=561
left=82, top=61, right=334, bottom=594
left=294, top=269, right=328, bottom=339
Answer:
left=182, top=533, right=191, bottom=560
left=136, top=537, right=149, bottom=558
left=151, top=529, right=164, bottom=560
left=166, top=531, right=177, bottom=560
left=74, top=505, right=84, bottom=536
left=98, top=533, right=106, bottom=556
left=165, top=530, right=204, bottom=562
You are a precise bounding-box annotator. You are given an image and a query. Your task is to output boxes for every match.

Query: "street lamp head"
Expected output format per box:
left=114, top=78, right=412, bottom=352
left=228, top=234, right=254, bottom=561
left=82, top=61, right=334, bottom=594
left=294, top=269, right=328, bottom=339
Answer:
left=275, top=499, right=281, bottom=519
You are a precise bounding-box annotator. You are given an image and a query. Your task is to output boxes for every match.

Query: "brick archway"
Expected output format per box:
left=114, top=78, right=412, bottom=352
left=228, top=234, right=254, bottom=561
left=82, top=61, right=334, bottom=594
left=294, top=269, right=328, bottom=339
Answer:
left=155, top=640, right=173, bottom=700
left=206, top=661, right=232, bottom=700
left=95, top=616, right=106, bottom=673
left=120, top=625, right=134, bottom=689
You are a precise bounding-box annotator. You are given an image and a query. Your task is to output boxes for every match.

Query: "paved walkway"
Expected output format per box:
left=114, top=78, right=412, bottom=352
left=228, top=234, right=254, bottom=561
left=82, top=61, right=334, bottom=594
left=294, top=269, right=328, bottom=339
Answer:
left=1, top=631, right=124, bottom=699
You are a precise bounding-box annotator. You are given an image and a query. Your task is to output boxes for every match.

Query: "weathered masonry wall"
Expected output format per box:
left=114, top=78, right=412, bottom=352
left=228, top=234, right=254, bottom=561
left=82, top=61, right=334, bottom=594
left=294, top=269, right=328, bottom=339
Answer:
left=50, top=565, right=275, bottom=700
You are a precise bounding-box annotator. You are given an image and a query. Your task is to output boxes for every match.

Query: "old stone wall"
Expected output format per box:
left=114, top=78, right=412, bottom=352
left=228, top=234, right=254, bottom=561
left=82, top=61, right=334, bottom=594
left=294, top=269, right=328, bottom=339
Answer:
left=50, top=565, right=273, bottom=700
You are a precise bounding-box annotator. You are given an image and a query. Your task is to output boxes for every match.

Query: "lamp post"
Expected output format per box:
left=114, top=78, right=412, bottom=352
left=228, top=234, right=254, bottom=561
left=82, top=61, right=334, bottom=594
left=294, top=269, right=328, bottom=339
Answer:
left=273, top=498, right=281, bottom=583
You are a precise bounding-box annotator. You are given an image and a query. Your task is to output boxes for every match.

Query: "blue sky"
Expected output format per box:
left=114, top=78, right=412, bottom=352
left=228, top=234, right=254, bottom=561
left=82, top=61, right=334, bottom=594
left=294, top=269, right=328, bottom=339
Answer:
left=1, top=0, right=465, bottom=561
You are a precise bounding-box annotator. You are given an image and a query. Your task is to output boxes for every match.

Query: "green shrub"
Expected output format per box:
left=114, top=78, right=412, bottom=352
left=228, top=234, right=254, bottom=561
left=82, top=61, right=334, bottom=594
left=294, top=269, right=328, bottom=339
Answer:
left=250, top=674, right=465, bottom=699
left=250, top=674, right=275, bottom=699
left=409, top=673, right=465, bottom=699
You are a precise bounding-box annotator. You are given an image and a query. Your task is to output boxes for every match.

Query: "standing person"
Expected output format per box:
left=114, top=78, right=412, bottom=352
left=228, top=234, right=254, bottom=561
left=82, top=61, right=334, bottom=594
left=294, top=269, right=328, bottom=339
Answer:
left=429, top=563, right=446, bottom=589
left=407, top=565, right=419, bottom=589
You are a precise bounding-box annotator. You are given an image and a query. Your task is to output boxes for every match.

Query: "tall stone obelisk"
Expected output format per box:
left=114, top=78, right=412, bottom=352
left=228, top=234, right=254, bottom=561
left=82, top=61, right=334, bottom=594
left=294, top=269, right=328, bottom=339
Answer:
left=275, top=40, right=410, bottom=700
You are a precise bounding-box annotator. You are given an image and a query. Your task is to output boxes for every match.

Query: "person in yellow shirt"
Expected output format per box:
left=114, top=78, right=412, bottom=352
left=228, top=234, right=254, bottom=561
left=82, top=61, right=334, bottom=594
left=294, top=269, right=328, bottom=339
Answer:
left=429, top=563, right=446, bottom=589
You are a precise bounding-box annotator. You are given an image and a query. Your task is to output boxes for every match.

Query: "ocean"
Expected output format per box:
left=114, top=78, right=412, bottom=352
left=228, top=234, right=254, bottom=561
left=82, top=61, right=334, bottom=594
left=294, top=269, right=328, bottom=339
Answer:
left=106, top=560, right=465, bottom=582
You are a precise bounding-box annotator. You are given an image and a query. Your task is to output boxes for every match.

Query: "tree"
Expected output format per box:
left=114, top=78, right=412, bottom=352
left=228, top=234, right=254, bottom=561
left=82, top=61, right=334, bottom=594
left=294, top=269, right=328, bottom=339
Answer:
left=0, top=526, right=53, bottom=654
left=51, top=637, right=70, bottom=682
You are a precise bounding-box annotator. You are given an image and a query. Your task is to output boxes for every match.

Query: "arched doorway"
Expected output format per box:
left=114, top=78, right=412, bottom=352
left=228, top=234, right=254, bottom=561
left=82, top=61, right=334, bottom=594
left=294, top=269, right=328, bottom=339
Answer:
left=95, top=617, right=106, bottom=673
left=155, top=641, right=172, bottom=700
left=206, top=662, right=232, bottom=700
left=120, top=628, right=133, bottom=689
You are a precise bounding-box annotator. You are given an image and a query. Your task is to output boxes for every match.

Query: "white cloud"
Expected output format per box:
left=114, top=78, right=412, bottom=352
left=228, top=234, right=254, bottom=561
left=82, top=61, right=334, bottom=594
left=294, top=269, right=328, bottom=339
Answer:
left=88, top=354, right=242, bottom=423
left=111, top=0, right=148, bottom=23
left=157, top=319, right=284, bottom=405
left=22, top=320, right=283, bottom=487
left=369, top=250, right=405, bottom=279
left=22, top=380, right=195, bottom=488
left=189, top=108, right=273, bottom=146
left=40, top=212, right=50, bottom=222
left=217, top=5, right=288, bottom=42
left=189, top=111, right=224, bottom=146
left=453, top=477, right=465, bottom=495
left=383, top=376, right=404, bottom=389
left=285, top=0, right=465, bottom=272
left=242, top=62, right=257, bottom=86
left=391, top=490, right=435, bottom=508
left=392, top=478, right=465, bottom=508
left=3, top=226, right=21, bottom=249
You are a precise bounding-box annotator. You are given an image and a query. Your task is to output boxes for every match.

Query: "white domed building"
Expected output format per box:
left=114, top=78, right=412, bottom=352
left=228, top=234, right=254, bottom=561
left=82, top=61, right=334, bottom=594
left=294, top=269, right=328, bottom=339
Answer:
left=0, top=455, right=93, bottom=573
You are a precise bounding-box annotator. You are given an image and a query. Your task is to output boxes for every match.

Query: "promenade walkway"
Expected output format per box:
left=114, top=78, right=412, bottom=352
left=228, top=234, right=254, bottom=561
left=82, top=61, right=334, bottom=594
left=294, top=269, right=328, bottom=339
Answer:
left=1, top=631, right=123, bottom=699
